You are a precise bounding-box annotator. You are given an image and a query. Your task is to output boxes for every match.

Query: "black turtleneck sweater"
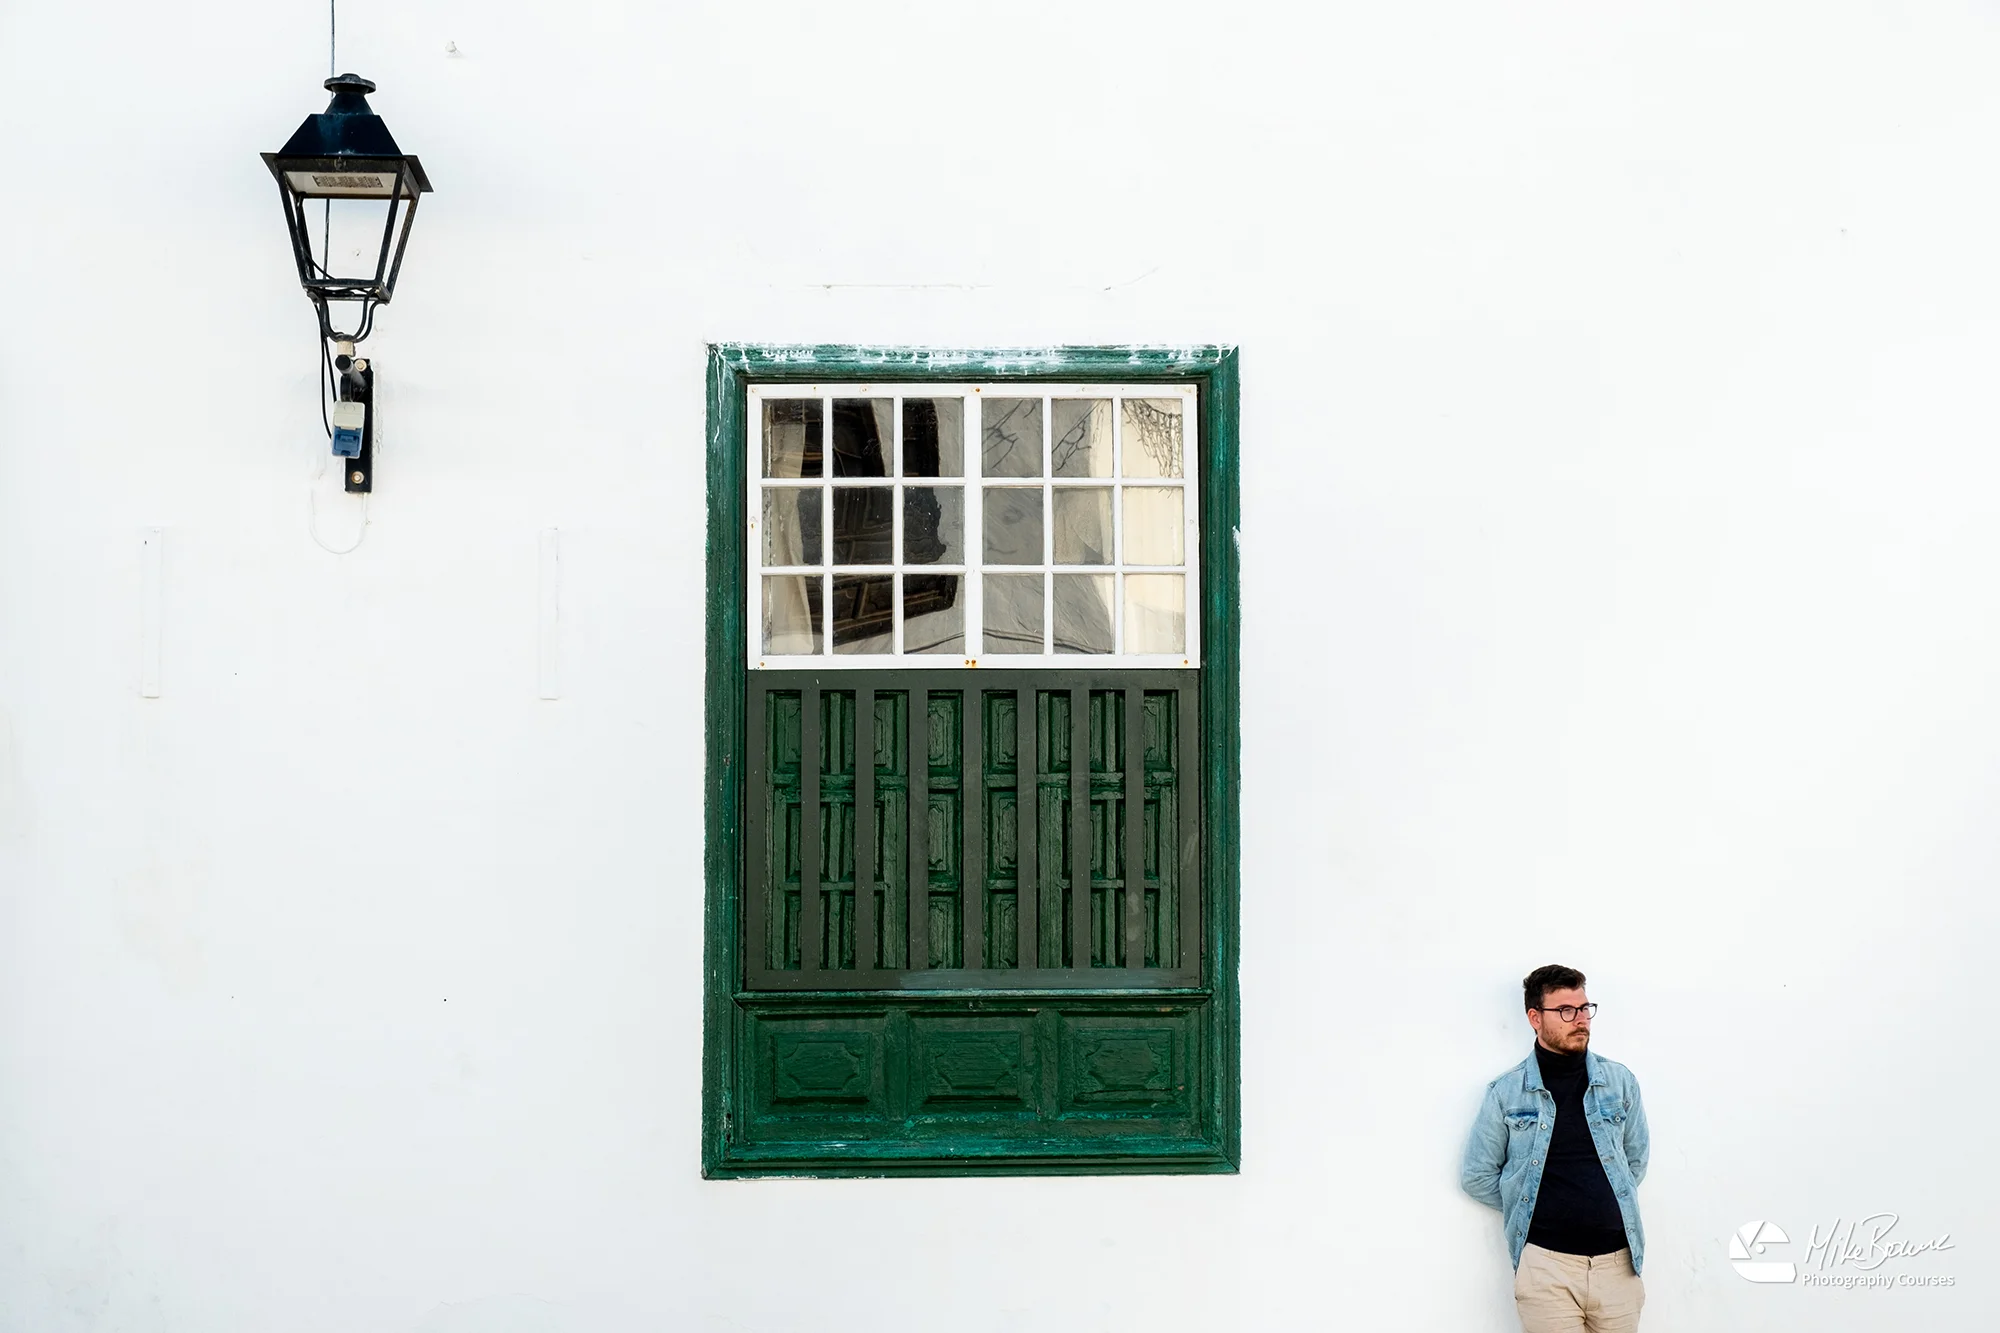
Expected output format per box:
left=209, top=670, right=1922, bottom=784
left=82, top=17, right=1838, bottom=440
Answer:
left=1525, top=1042, right=1628, bottom=1257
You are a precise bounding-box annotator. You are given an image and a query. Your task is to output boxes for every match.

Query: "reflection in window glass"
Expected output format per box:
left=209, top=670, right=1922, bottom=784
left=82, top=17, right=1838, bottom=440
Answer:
left=763, top=399, right=822, bottom=478
left=1122, top=487, right=1184, bottom=565
left=832, top=575, right=895, bottom=653
left=902, top=487, right=962, bottom=565
left=831, top=400, right=893, bottom=477
left=1052, top=488, right=1112, bottom=564
left=763, top=575, right=822, bottom=654
left=832, top=487, right=895, bottom=564
left=982, top=398, right=1043, bottom=478
left=1053, top=574, right=1113, bottom=654
left=1121, top=398, right=1183, bottom=478
left=751, top=386, right=1195, bottom=664
left=763, top=488, right=820, bottom=566
left=903, top=398, right=963, bottom=478
left=983, top=574, right=1044, bottom=654
left=1124, top=574, right=1185, bottom=654
left=903, top=574, right=963, bottom=654
left=1052, top=399, right=1112, bottom=477
left=983, top=487, right=1043, bottom=565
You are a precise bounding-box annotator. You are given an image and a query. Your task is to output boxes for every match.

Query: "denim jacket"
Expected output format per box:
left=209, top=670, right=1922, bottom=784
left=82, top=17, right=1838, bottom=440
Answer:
left=1460, top=1046, right=1650, bottom=1274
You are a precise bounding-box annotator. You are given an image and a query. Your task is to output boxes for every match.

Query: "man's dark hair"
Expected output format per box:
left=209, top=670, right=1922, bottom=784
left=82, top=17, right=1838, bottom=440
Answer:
left=1524, top=964, right=1587, bottom=1012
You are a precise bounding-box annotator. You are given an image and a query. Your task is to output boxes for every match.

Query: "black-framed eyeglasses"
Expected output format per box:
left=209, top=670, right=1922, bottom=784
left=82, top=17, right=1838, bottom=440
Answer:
left=1534, top=1003, right=1599, bottom=1022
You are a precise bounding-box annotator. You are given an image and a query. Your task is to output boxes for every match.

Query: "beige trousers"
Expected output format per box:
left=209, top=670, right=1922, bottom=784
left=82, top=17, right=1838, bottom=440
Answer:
left=1514, top=1243, right=1645, bottom=1333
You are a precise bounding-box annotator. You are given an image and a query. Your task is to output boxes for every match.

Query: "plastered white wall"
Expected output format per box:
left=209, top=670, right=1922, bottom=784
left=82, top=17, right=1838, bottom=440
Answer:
left=2, top=2, right=1996, bottom=1330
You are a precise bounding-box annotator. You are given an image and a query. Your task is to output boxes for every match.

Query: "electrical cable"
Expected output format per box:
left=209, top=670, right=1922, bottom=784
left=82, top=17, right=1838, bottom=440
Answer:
left=305, top=0, right=368, bottom=555
left=308, top=450, right=370, bottom=555
left=318, top=330, right=334, bottom=439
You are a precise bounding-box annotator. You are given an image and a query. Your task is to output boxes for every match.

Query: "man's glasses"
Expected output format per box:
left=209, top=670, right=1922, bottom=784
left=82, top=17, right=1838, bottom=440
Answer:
left=1533, top=1003, right=1599, bottom=1022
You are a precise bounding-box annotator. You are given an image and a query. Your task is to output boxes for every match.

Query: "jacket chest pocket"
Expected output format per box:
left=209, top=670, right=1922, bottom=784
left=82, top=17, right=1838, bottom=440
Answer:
left=1594, top=1100, right=1628, bottom=1127
left=1505, top=1110, right=1540, bottom=1133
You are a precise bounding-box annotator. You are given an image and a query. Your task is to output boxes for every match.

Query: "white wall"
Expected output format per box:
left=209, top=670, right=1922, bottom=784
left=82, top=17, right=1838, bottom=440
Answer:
left=2, top=2, right=1995, bottom=1329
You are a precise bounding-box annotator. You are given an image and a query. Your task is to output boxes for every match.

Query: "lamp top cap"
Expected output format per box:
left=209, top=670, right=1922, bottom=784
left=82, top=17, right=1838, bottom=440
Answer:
left=266, top=70, right=431, bottom=192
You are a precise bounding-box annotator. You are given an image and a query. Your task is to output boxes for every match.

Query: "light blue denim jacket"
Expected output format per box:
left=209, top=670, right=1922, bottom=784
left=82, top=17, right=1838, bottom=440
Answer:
left=1460, top=1047, right=1650, bottom=1274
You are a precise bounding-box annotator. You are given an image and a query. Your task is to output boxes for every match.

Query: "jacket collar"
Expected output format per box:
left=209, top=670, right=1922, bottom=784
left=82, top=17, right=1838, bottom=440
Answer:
left=1520, top=1043, right=1606, bottom=1094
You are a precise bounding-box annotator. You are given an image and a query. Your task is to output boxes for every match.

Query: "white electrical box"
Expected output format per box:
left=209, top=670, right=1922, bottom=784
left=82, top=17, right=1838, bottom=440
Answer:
left=331, top=401, right=366, bottom=457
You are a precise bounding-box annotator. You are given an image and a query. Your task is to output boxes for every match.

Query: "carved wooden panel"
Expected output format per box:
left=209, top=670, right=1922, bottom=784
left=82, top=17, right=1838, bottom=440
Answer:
left=1059, top=1014, right=1190, bottom=1113
left=909, top=1016, right=1038, bottom=1114
left=736, top=1000, right=1209, bottom=1163
left=750, top=1011, right=890, bottom=1126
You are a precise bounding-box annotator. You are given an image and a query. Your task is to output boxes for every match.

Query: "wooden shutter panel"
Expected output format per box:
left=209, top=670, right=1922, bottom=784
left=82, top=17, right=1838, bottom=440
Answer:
left=727, top=670, right=1215, bottom=1169
left=745, top=671, right=1198, bottom=990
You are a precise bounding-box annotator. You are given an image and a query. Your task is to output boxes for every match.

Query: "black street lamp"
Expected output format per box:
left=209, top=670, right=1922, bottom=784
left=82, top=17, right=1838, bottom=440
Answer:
left=264, top=74, right=433, bottom=493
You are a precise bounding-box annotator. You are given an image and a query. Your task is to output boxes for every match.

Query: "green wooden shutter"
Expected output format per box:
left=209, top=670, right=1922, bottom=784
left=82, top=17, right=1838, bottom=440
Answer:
left=746, top=673, right=1198, bottom=987
left=724, top=672, right=1222, bottom=1171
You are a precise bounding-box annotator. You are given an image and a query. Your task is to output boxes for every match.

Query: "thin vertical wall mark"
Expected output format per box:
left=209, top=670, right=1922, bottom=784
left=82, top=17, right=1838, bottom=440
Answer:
left=538, top=528, right=561, bottom=699
left=140, top=528, right=163, bottom=698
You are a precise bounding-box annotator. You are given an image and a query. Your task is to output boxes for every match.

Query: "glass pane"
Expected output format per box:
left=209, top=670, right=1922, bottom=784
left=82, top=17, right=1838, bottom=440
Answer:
left=983, top=574, right=1044, bottom=654
left=903, top=574, right=964, bottom=655
left=762, top=399, right=822, bottom=478
left=1052, top=487, right=1112, bottom=565
left=903, top=486, right=964, bottom=565
left=983, top=487, right=1043, bottom=565
left=903, top=398, right=963, bottom=478
left=1121, top=398, right=1183, bottom=478
left=830, top=399, right=892, bottom=477
left=832, top=575, right=894, bottom=653
left=1122, top=487, right=1184, bottom=565
left=763, top=575, right=822, bottom=654
left=982, top=398, right=1043, bottom=478
left=1124, top=574, right=1185, bottom=654
left=1052, top=399, right=1113, bottom=477
left=762, top=487, right=821, bottom=567
left=831, top=486, right=894, bottom=564
left=1053, top=574, right=1113, bottom=654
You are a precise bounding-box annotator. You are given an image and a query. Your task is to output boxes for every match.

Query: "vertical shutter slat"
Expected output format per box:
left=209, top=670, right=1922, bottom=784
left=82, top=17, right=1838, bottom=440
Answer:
left=1069, top=686, right=1092, bottom=969
left=744, top=682, right=769, bottom=977
left=1016, top=686, right=1037, bottom=970
left=908, top=688, right=929, bottom=970
left=962, top=688, right=984, bottom=970
left=1178, top=682, right=1201, bottom=974
left=801, top=684, right=823, bottom=975
left=1124, top=685, right=1145, bottom=970
left=854, top=686, right=875, bottom=970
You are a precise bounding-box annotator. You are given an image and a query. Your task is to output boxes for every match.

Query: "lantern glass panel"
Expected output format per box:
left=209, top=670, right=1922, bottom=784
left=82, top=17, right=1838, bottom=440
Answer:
left=283, top=167, right=407, bottom=198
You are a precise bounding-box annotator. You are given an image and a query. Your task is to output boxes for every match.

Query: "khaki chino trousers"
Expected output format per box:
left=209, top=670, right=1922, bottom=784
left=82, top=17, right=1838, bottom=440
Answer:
left=1513, top=1243, right=1645, bottom=1333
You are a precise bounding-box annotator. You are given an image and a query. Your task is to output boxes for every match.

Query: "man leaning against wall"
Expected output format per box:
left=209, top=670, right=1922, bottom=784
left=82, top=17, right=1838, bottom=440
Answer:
left=1461, top=965, right=1650, bottom=1332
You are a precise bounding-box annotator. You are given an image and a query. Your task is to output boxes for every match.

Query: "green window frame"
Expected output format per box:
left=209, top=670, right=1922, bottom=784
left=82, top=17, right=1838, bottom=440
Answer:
left=702, top=345, right=1239, bottom=1176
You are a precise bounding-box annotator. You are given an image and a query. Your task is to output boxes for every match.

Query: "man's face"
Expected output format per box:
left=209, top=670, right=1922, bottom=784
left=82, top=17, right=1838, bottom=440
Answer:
left=1529, top=985, right=1592, bottom=1053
